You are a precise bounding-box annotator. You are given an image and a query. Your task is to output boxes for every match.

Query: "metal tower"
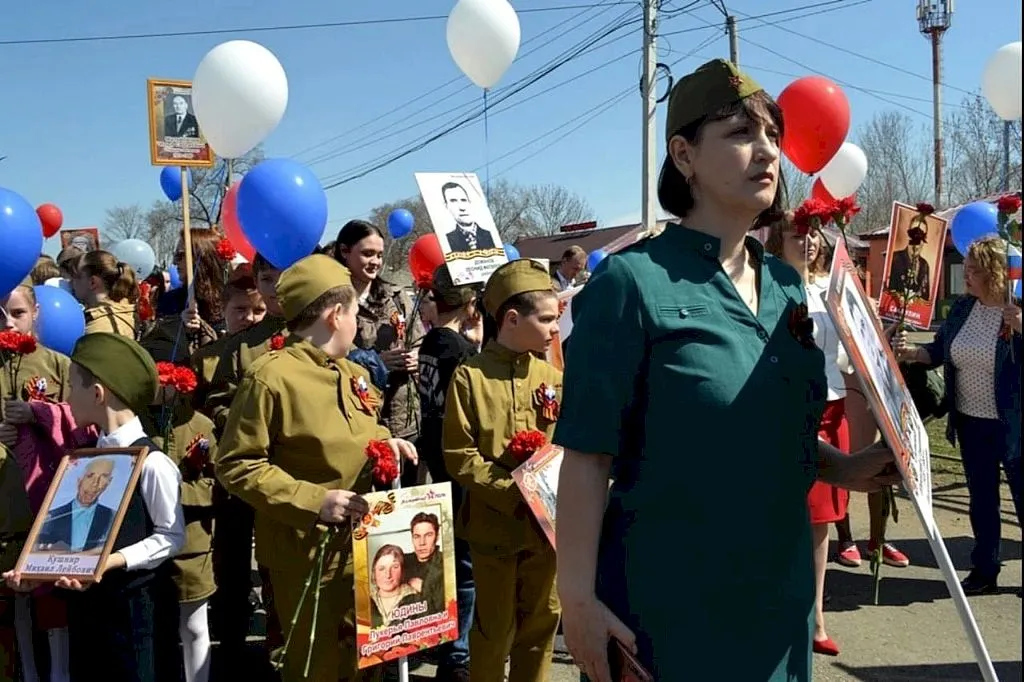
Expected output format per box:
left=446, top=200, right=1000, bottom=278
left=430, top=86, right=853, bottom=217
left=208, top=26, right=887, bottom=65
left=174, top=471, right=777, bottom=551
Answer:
left=917, top=0, right=953, bottom=206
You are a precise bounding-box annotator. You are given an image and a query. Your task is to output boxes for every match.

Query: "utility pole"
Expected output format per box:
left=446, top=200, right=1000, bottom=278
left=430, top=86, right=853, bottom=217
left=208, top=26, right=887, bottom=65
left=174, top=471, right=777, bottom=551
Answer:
left=726, top=14, right=739, bottom=64
left=640, top=0, right=658, bottom=231
left=917, top=0, right=953, bottom=207
left=1002, top=121, right=1011, bottom=192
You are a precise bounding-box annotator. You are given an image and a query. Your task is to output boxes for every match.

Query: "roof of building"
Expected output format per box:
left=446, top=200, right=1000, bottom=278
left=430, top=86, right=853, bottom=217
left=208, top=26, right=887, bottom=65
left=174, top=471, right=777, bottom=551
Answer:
left=513, top=220, right=673, bottom=262
left=860, top=191, right=1021, bottom=240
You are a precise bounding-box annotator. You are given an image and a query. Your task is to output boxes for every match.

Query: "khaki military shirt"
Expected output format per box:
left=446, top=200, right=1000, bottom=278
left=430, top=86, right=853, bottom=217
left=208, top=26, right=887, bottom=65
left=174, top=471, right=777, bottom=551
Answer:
left=144, top=405, right=217, bottom=603
left=0, top=346, right=70, bottom=405
left=84, top=300, right=137, bottom=338
left=442, top=341, right=562, bottom=553
left=192, top=315, right=287, bottom=434
left=214, top=338, right=391, bottom=572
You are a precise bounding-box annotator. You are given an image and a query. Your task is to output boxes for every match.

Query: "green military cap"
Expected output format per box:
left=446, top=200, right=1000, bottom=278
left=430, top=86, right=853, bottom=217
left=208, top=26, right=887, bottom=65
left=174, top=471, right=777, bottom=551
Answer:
left=276, top=254, right=353, bottom=323
left=483, top=259, right=553, bottom=314
left=432, top=264, right=479, bottom=307
left=665, top=59, right=763, bottom=142
left=71, top=333, right=159, bottom=413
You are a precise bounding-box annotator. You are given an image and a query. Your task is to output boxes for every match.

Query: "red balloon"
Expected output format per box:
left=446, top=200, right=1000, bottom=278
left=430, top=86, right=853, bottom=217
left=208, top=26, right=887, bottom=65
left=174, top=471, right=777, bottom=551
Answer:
left=221, top=183, right=255, bottom=262
left=778, top=76, right=850, bottom=175
left=408, top=234, right=444, bottom=288
left=36, top=203, right=63, bottom=238
left=810, top=178, right=854, bottom=204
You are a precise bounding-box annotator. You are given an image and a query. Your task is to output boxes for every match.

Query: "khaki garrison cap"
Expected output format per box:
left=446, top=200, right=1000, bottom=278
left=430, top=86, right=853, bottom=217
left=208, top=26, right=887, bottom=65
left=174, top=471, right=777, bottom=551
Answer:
left=71, top=333, right=159, bottom=413
left=664, top=58, right=763, bottom=141
left=483, top=259, right=554, bottom=314
left=276, top=254, right=353, bottom=323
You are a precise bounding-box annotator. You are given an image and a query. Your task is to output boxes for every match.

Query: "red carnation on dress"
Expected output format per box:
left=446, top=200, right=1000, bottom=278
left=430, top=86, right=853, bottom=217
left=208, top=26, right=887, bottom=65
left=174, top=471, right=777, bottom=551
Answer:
left=366, top=440, right=399, bottom=487
left=270, top=334, right=286, bottom=351
left=507, top=430, right=547, bottom=464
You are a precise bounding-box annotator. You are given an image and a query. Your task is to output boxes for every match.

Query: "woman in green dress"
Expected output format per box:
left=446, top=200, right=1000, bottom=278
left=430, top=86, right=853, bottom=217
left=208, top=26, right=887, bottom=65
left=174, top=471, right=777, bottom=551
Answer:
left=552, top=59, right=902, bottom=682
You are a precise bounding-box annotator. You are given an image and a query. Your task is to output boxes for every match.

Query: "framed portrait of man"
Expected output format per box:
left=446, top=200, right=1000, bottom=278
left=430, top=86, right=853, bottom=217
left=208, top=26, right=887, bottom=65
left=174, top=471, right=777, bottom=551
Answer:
left=59, top=227, right=100, bottom=253
left=146, top=78, right=215, bottom=168
left=15, top=448, right=149, bottom=582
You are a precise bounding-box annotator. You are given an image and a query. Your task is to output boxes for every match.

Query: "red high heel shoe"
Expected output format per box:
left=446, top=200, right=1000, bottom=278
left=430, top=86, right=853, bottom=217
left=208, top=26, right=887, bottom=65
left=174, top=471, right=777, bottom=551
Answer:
left=813, top=637, right=840, bottom=656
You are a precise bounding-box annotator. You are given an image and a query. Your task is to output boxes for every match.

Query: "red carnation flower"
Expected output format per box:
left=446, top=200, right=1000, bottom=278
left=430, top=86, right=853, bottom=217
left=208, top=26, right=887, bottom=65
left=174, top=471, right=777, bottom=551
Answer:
left=215, top=239, right=237, bottom=262
left=0, top=330, right=37, bottom=356
left=507, top=430, right=547, bottom=464
left=156, top=362, right=197, bottom=394
left=270, top=334, right=286, bottom=351
left=366, top=440, right=399, bottom=487
left=915, top=202, right=935, bottom=216
left=137, top=282, right=155, bottom=322
left=997, top=194, right=1022, bottom=216
left=793, top=198, right=834, bottom=235
left=832, top=197, right=861, bottom=225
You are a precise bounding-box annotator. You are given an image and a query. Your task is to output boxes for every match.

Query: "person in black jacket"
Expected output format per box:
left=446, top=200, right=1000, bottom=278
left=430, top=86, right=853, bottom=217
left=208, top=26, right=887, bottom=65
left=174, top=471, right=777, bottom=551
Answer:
left=886, top=224, right=931, bottom=302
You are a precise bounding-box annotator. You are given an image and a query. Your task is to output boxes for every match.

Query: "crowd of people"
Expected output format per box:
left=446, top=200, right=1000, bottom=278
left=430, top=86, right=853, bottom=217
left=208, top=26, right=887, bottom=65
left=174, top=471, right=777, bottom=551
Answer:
left=0, top=57, right=1019, bottom=682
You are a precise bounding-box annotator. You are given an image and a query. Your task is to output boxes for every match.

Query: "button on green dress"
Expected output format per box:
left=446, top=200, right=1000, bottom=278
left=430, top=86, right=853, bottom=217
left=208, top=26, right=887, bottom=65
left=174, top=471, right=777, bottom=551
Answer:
left=554, top=224, right=827, bottom=681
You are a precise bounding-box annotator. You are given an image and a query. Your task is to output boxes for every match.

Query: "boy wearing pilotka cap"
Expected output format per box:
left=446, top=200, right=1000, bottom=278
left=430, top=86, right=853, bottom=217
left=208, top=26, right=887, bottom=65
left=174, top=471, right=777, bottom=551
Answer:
left=4, top=332, right=186, bottom=682
left=442, top=259, right=563, bottom=682
left=214, top=254, right=418, bottom=682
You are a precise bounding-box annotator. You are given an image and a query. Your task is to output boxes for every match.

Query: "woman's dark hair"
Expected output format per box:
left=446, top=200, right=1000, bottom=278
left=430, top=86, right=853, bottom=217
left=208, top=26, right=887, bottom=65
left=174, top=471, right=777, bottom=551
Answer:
left=658, top=90, right=788, bottom=230
left=332, top=220, right=385, bottom=263
left=30, top=256, right=60, bottom=285
left=79, top=250, right=139, bottom=304
left=180, top=229, right=226, bottom=323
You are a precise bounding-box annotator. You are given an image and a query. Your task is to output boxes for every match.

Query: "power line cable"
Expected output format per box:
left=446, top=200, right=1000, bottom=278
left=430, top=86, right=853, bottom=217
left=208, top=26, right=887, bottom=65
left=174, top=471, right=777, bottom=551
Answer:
left=292, top=0, right=635, bottom=160
left=0, top=3, right=637, bottom=46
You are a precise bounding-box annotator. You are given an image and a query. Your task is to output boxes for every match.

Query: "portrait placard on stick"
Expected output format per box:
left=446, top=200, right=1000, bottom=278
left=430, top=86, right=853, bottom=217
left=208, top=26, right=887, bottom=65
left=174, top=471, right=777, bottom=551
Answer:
left=15, top=447, right=149, bottom=582
left=147, top=78, right=215, bottom=168
left=352, top=483, right=458, bottom=669
left=415, top=172, right=508, bottom=286
left=877, top=202, right=949, bottom=329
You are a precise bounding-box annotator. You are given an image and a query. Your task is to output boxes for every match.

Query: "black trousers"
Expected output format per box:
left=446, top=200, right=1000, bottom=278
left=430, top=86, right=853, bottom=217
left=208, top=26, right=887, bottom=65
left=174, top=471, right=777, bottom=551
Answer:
left=66, top=575, right=180, bottom=682
left=211, top=484, right=255, bottom=655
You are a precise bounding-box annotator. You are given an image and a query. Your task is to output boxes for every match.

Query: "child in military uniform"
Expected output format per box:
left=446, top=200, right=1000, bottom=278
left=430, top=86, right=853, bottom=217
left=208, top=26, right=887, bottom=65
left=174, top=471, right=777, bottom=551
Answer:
left=214, top=254, right=418, bottom=682
left=4, top=333, right=186, bottom=682
left=442, top=259, right=563, bottom=682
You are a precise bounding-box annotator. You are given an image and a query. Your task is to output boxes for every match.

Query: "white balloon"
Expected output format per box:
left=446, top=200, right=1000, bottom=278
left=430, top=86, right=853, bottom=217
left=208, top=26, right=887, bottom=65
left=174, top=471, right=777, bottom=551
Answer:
left=192, top=40, right=288, bottom=159
left=446, top=0, right=521, bottom=89
left=110, top=239, right=156, bottom=279
left=981, top=41, right=1022, bottom=121
left=819, top=142, right=868, bottom=200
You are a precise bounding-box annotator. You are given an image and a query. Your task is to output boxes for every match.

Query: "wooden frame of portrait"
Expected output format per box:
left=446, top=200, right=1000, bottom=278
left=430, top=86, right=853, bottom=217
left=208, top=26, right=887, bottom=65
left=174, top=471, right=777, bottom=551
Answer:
left=146, top=78, right=215, bottom=168
left=512, top=443, right=564, bottom=549
left=14, top=447, right=150, bottom=583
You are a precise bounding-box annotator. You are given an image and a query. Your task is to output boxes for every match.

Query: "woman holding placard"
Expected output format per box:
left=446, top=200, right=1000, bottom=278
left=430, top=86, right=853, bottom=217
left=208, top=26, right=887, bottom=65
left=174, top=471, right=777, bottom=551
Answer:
left=897, top=235, right=1022, bottom=596
left=552, top=59, right=900, bottom=682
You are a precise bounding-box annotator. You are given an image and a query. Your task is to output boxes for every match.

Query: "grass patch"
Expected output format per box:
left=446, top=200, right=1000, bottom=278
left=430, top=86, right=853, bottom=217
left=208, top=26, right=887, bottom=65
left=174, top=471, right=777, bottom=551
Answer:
left=925, top=415, right=964, bottom=478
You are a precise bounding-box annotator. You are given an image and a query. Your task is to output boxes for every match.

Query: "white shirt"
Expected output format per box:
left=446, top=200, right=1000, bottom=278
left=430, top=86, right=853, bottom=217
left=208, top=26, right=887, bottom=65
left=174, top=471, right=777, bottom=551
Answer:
left=951, top=302, right=1001, bottom=420
left=807, top=280, right=854, bottom=401
left=95, top=417, right=185, bottom=571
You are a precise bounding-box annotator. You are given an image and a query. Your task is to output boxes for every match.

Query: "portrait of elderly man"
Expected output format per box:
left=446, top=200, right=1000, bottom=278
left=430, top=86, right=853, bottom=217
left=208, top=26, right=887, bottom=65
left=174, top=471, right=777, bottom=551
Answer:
left=403, top=511, right=445, bottom=614
left=35, top=458, right=117, bottom=554
left=163, top=94, right=200, bottom=139
left=886, top=222, right=932, bottom=302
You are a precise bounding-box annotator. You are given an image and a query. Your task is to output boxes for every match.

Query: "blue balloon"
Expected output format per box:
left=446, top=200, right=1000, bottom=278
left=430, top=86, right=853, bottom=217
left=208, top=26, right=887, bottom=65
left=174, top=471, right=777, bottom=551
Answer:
left=33, top=285, right=86, bottom=356
left=159, top=167, right=192, bottom=202
left=387, top=208, right=415, bottom=239
left=950, top=201, right=999, bottom=256
left=168, top=264, right=182, bottom=290
left=237, top=158, right=328, bottom=270
left=503, top=243, right=521, bottom=260
left=0, top=187, right=44, bottom=298
left=586, top=248, right=607, bottom=272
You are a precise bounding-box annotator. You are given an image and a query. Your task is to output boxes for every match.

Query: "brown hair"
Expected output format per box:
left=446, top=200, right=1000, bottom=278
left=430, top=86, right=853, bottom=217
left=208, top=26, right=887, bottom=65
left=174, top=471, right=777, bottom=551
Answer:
left=966, top=236, right=1008, bottom=303
left=30, top=256, right=60, bottom=285
left=285, top=286, right=357, bottom=333
left=494, top=290, right=558, bottom=332
left=371, top=545, right=406, bottom=575
left=763, top=212, right=830, bottom=277
left=223, top=275, right=262, bottom=304
left=79, top=250, right=139, bottom=304
left=12, top=284, right=37, bottom=306
left=252, top=252, right=277, bottom=275
left=409, top=512, right=440, bottom=534
left=57, top=247, right=84, bottom=278
left=181, top=229, right=226, bottom=323
left=561, top=246, right=586, bottom=262
left=658, top=90, right=788, bottom=229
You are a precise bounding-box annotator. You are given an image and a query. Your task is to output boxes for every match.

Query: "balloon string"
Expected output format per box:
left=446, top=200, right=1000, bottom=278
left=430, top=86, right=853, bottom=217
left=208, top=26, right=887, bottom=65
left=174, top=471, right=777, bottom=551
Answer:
left=483, top=89, right=491, bottom=202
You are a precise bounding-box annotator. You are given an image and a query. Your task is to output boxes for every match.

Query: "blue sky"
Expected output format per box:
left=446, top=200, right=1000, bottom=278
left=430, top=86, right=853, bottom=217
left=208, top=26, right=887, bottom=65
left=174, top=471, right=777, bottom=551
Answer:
left=1, top=0, right=1019, bottom=257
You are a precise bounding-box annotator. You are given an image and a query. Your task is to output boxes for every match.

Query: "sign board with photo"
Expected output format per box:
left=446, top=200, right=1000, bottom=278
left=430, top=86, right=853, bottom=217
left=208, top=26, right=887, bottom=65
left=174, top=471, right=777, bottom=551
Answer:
left=59, top=228, right=100, bottom=253
left=825, top=239, right=997, bottom=680
left=415, top=172, right=508, bottom=286
left=877, top=202, right=950, bottom=329
left=146, top=78, right=215, bottom=168
left=511, top=444, right=563, bottom=549
left=351, top=483, right=458, bottom=669
left=16, top=447, right=149, bottom=582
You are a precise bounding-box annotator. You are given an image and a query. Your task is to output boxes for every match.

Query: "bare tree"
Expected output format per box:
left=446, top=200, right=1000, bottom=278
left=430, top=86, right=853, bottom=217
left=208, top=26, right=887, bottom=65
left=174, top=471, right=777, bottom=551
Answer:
left=522, top=184, right=594, bottom=235
left=781, top=158, right=812, bottom=209
left=944, top=93, right=1022, bottom=204
left=102, top=205, right=149, bottom=244
left=853, top=111, right=934, bottom=233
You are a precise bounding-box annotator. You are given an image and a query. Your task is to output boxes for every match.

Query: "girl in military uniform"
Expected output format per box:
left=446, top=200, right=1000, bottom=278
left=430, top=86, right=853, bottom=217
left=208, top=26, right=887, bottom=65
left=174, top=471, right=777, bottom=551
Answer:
left=442, top=259, right=563, bottom=682
left=553, top=59, right=900, bottom=682
left=71, top=250, right=138, bottom=338
left=215, top=254, right=417, bottom=682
